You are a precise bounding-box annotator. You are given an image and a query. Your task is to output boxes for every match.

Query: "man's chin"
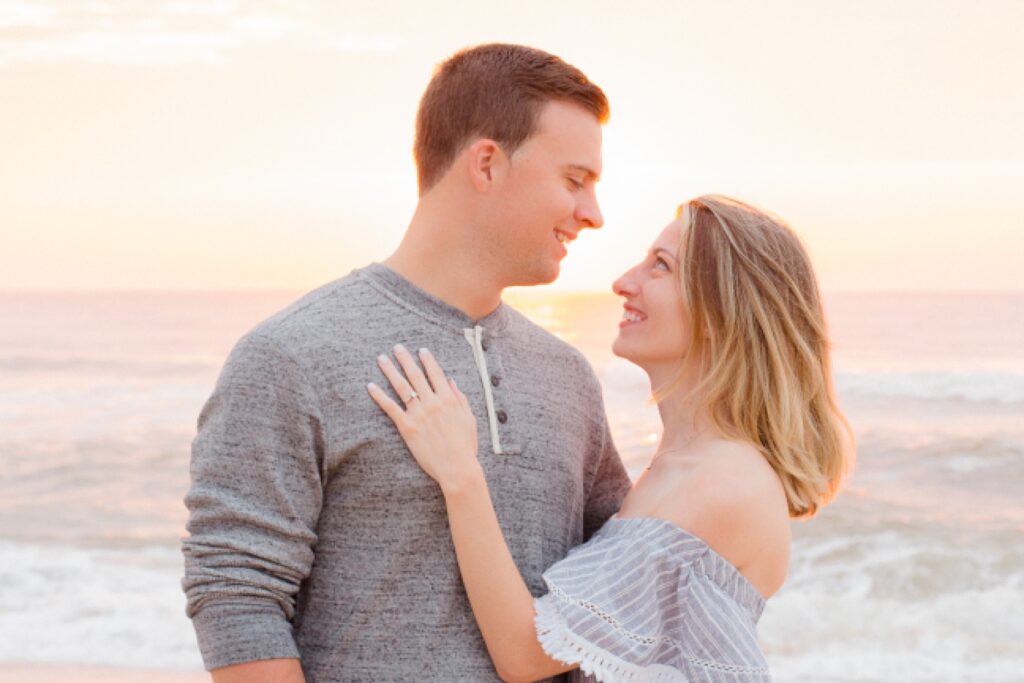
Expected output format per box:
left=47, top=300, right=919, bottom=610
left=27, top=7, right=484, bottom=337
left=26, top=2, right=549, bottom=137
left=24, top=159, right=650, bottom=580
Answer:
left=508, top=263, right=560, bottom=288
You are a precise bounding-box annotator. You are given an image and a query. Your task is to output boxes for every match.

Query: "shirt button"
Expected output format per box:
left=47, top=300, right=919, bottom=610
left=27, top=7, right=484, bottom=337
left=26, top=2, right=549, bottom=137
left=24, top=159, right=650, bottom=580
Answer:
left=496, top=410, right=508, bottom=424
left=490, top=375, right=501, bottom=387
left=481, top=339, right=490, bottom=352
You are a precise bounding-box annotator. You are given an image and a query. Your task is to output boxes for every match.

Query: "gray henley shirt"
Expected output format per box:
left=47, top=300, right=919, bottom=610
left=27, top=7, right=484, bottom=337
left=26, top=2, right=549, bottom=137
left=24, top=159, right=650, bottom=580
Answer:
left=181, top=263, right=632, bottom=682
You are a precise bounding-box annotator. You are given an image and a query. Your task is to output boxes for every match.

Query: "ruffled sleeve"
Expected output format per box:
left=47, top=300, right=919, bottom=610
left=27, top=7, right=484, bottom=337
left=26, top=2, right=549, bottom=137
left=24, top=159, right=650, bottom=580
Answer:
left=533, top=516, right=772, bottom=683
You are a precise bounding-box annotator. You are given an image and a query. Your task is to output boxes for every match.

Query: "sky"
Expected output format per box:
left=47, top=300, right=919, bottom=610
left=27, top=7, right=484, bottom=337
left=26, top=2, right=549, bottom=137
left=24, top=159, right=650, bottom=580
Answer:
left=1, top=0, right=1022, bottom=292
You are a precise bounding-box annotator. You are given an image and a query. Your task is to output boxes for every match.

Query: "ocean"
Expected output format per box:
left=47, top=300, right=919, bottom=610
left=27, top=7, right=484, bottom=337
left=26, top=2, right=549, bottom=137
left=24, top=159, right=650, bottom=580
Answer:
left=0, top=289, right=1022, bottom=682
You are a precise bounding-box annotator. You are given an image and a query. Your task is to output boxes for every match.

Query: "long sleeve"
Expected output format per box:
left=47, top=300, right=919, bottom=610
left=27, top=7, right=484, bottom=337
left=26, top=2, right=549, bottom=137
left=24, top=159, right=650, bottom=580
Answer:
left=181, top=331, right=326, bottom=671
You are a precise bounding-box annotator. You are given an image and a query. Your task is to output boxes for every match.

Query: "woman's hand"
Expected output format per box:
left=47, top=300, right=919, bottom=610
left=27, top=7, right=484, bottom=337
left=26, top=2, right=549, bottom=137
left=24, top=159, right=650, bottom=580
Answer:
left=369, top=346, right=572, bottom=681
left=367, top=344, right=481, bottom=494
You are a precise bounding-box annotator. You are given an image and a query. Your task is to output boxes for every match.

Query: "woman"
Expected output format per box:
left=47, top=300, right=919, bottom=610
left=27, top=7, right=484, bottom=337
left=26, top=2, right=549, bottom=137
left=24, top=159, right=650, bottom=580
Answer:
left=367, top=195, right=853, bottom=682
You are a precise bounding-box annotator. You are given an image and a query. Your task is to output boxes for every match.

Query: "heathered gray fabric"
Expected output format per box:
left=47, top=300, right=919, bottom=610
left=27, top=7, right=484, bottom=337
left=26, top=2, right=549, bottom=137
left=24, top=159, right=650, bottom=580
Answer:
left=181, top=263, right=632, bottom=682
left=535, top=516, right=771, bottom=683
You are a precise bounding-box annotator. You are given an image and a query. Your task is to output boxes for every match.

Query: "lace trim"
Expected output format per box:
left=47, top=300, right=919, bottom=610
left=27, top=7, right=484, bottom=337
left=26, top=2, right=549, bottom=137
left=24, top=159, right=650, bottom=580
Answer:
left=548, top=585, right=663, bottom=647
left=535, top=594, right=685, bottom=683
left=538, top=585, right=771, bottom=678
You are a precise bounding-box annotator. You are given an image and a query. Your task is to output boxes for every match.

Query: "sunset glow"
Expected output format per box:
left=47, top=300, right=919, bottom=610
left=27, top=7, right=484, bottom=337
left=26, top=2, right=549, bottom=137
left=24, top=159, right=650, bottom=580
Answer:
left=2, top=1, right=1022, bottom=292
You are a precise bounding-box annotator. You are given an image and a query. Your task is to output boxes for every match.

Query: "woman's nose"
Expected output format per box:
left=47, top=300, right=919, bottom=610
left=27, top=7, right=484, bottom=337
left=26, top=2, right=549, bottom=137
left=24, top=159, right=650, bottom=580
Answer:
left=612, top=267, right=639, bottom=297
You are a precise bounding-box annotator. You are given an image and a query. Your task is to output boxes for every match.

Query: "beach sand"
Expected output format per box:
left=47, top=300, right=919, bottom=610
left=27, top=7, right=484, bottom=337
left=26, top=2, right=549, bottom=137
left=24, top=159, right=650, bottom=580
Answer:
left=0, top=664, right=207, bottom=682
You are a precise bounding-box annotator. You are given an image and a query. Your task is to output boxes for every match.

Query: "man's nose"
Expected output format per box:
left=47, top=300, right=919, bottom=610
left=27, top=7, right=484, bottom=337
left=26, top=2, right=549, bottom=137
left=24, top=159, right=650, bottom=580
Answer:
left=576, top=192, right=604, bottom=230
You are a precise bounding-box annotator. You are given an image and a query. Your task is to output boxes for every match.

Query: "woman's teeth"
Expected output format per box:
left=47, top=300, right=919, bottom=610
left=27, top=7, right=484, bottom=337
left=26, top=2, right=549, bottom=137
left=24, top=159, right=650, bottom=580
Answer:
left=622, top=310, right=645, bottom=323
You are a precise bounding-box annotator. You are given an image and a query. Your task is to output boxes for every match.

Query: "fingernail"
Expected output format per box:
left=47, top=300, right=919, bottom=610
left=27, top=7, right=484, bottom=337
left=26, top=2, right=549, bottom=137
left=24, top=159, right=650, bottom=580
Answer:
left=367, top=382, right=378, bottom=391
left=394, top=344, right=406, bottom=354
left=377, top=354, right=387, bottom=364
left=419, top=348, right=430, bottom=356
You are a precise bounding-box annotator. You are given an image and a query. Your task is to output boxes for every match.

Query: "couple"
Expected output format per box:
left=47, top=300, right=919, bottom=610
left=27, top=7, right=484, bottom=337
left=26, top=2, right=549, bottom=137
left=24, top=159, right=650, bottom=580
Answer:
left=182, top=43, right=852, bottom=682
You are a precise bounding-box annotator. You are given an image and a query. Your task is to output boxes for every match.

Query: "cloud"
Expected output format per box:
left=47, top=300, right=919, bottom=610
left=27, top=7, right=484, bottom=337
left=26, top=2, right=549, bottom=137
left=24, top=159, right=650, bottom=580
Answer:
left=160, top=0, right=239, bottom=17
left=0, top=3, right=397, bottom=66
left=333, top=33, right=399, bottom=52
left=0, top=28, right=237, bottom=66
left=0, top=1, right=58, bottom=29
left=0, top=2, right=288, bottom=66
left=231, top=14, right=293, bottom=41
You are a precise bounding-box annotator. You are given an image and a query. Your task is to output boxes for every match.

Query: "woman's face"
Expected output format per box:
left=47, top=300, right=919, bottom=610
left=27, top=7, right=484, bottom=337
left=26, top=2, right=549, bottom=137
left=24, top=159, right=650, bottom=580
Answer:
left=611, top=217, right=692, bottom=374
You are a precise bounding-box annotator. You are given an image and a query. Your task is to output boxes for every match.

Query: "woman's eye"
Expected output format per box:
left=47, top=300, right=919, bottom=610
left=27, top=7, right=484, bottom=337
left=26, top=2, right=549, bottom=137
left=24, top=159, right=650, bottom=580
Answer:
left=568, top=177, right=584, bottom=189
left=654, top=257, right=670, bottom=272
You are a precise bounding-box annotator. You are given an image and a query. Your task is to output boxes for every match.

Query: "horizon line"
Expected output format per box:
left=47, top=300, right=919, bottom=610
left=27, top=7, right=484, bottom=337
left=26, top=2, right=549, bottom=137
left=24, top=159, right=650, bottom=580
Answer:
left=1, top=287, right=1022, bottom=296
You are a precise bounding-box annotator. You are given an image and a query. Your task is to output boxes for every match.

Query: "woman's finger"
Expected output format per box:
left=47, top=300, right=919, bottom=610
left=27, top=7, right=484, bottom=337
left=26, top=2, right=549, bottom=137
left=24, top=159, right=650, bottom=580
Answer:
left=392, top=344, right=432, bottom=399
left=418, top=348, right=451, bottom=396
left=376, top=353, right=418, bottom=406
left=449, top=377, right=470, bottom=410
left=366, top=382, right=407, bottom=426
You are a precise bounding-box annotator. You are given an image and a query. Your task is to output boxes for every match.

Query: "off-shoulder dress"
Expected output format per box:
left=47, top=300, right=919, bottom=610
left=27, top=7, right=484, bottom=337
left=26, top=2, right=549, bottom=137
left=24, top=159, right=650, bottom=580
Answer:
left=534, top=515, right=773, bottom=682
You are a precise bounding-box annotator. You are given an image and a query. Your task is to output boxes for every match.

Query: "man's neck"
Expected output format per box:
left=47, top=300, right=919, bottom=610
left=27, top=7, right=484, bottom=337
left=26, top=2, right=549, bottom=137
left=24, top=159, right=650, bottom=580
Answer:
left=385, top=187, right=511, bottom=320
left=383, top=246, right=503, bottom=322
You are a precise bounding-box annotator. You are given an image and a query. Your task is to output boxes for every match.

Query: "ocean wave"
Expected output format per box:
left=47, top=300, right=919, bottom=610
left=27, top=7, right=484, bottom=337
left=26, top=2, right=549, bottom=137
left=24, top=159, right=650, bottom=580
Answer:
left=0, top=541, right=202, bottom=669
left=852, top=428, right=1024, bottom=461
left=762, top=586, right=1024, bottom=682
left=760, top=530, right=1024, bottom=682
left=836, top=370, right=1024, bottom=404
left=601, top=362, right=1024, bottom=405
left=2, top=532, right=1020, bottom=680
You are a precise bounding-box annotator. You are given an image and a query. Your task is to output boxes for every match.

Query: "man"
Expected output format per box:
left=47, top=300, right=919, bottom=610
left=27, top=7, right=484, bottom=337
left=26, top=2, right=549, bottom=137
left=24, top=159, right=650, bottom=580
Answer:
left=182, top=43, right=631, bottom=683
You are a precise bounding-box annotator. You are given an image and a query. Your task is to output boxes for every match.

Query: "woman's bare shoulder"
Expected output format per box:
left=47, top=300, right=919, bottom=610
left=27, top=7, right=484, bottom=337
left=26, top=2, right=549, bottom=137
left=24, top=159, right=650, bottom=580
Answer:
left=654, top=440, right=791, bottom=585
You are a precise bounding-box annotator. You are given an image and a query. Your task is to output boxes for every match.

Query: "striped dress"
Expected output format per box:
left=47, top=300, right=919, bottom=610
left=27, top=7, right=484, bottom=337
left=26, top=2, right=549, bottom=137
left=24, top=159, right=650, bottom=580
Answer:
left=533, top=515, right=772, bottom=682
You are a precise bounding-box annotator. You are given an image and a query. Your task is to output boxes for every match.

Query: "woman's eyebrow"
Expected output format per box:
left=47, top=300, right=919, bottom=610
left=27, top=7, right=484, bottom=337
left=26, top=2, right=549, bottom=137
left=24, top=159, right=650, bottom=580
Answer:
left=653, top=247, right=677, bottom=262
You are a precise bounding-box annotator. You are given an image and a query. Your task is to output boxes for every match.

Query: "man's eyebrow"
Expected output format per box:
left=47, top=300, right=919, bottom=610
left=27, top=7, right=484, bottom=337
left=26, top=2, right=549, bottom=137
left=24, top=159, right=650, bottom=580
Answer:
left=567, top=164, right=600, bottom=181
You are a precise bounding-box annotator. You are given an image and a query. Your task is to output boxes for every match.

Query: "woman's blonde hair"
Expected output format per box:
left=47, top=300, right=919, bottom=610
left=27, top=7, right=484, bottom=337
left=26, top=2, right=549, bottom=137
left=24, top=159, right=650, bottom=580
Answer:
left=657, top=195, right=854, bottom=518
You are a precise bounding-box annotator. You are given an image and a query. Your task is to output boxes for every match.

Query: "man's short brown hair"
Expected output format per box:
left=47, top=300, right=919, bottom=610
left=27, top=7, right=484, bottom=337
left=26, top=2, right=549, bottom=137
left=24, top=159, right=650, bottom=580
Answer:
left=414, top=43, right=609, bottom=194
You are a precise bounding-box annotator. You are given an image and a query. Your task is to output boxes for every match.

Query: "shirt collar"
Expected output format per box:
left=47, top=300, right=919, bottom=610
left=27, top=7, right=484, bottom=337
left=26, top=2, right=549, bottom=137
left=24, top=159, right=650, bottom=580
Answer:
left=357, top=262, right=511, bottom=336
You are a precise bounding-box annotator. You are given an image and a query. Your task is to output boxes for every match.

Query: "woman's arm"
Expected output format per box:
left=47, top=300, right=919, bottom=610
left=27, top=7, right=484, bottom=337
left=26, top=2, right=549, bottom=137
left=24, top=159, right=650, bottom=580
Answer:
left=442, top=465, right=576, bottom=682
left=368, top=346, right=575, bottom=683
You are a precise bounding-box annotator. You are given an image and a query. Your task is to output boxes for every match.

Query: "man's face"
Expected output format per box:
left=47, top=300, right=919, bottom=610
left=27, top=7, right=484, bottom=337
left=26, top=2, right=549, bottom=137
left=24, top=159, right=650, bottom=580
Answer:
left=489, top=100, right=604, bottom=286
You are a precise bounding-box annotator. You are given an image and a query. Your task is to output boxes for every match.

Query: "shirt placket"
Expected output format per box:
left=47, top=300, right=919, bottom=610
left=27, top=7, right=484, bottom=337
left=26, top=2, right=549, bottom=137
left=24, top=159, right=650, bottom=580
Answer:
left=463, top=324, right=521, bottom=456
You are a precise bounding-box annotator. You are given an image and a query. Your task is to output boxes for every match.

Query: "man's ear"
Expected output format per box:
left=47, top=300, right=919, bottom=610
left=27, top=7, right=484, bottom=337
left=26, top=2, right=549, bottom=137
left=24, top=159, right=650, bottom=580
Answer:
left=466, top=139, right=504, bottom=192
